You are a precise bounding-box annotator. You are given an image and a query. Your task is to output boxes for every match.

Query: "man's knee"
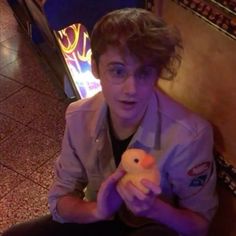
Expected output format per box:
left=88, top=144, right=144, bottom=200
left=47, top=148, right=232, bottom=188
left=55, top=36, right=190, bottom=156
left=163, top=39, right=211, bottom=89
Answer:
left=2, top=215, right=53, bottom=236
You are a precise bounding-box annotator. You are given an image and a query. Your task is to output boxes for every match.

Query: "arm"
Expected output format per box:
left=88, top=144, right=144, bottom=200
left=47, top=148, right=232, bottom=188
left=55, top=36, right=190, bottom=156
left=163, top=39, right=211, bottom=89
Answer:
left=48, top=104, right=124, bottom=223
left=55, top=168, right=125, bottom=223
left=117, top=125, right=217, bottom=235
left=161, top=125, right=217, bottom=235
left=117, top=179, right=208, bottom=236
left=147, top=197, right=209, bottom=236
left=56, top=195, right=99, bottom=223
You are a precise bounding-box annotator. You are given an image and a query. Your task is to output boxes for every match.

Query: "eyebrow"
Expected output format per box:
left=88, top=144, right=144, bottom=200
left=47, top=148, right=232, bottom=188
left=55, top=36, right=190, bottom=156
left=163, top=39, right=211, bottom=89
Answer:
left=106, top=61, right=125, bottom=67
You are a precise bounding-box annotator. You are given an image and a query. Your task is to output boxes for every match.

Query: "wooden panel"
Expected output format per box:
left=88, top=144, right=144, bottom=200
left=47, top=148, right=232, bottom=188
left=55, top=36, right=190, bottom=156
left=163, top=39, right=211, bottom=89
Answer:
left=159, top=0, right=236, bottom=166
left=154, top=2, right=236, bottom=235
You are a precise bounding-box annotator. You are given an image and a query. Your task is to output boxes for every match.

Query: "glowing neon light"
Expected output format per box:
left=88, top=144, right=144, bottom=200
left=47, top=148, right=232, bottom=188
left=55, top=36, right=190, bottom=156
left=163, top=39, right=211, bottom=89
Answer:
left=55, top=23, right=101, bottom=99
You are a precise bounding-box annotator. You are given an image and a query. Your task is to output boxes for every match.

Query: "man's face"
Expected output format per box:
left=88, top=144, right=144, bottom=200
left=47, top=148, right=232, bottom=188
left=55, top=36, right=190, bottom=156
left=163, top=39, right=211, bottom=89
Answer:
left=92, top=47, right=158, bottom=125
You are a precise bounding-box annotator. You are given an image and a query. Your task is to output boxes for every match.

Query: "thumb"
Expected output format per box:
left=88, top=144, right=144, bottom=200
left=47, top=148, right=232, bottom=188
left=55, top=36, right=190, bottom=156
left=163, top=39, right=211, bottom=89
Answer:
left=110, top=169, right=126, bottom=183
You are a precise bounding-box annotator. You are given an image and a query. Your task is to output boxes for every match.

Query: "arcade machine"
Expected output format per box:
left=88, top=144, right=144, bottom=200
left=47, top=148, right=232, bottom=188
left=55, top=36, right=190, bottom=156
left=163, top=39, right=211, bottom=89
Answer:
left=7, top=0, right=151, bottom=99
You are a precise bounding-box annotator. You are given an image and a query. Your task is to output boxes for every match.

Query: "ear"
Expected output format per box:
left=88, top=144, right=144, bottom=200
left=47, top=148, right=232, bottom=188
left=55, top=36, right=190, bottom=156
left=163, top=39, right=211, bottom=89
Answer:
left=91, top=58, right=99, bottom=79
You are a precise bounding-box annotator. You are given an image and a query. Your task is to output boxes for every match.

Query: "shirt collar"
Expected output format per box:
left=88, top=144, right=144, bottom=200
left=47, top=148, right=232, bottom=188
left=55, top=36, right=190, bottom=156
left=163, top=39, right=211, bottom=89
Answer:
left=130, top=91, right=161, bottom=151
left=89, top=92, right=108, bottom=140
left=91, top=91, right=161, bottom=151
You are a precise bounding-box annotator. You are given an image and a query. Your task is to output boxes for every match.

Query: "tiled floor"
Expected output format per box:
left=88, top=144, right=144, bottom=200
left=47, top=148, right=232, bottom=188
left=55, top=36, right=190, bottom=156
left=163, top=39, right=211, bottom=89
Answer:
left=0, top=1, right=70, bottom=234
left=0, top=0, right=236, bottom=235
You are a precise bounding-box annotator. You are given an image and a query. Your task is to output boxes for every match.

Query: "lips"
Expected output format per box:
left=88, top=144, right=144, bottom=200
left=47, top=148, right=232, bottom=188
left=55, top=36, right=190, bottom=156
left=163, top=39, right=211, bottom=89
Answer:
left=120, top=99, right=137, bottom=104
left=122, top=101, right=136, bottom=104
left=119, top=100, right=137, bottom=110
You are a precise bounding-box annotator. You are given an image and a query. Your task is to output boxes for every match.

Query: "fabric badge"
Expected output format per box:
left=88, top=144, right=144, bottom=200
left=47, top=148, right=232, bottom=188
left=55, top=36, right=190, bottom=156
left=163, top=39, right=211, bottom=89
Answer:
left=188, top=161, right=211, bottom=176
left=190, top=174, right=208, bottom=187
left=188, top=162, right=211, bottom=188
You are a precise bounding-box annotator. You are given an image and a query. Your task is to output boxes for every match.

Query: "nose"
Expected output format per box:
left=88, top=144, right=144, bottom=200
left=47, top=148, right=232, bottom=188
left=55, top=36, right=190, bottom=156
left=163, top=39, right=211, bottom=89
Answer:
left=123, top=74, right=136, bottom=95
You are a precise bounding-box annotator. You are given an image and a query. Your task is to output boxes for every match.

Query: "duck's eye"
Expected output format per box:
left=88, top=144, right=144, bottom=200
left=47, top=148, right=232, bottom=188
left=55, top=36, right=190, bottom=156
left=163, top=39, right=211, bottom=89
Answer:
left=134, top=158, right=139, bottom=163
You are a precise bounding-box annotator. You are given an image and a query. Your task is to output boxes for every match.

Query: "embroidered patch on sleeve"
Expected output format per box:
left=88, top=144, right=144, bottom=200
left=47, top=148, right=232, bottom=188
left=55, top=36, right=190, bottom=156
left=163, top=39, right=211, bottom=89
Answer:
left=188, top=162, right=211, bottom=176
left=189, top=174, right=207, bottom=187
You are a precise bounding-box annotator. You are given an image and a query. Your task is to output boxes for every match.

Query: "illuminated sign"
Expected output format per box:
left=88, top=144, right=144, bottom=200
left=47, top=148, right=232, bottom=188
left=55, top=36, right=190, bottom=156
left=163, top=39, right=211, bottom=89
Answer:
left=55, top=23, right=101, bottom=99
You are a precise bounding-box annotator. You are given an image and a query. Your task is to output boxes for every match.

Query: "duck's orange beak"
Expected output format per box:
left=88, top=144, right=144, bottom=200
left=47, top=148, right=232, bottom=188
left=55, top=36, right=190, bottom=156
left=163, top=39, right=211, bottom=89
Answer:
left=141, top=154, right=155, bottom=169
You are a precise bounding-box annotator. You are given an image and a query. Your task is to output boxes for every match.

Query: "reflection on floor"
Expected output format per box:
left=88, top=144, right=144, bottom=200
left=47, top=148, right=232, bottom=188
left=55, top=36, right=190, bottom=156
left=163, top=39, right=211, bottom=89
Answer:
left=0, top=0, right=235, bottom=235
left=0, top=0, right=70, bottom=234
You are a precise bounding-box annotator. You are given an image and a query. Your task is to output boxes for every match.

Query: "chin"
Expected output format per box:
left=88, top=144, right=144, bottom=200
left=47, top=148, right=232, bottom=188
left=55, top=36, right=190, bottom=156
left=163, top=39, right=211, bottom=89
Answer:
left=118, top=112, right=139, bottom=122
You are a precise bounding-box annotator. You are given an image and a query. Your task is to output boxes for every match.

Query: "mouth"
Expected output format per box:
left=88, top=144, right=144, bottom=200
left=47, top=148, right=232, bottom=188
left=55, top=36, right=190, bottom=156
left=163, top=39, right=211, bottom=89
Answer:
left=119, top=100, right=137, bottom=110
left=121, top=101, right=136, bottom=104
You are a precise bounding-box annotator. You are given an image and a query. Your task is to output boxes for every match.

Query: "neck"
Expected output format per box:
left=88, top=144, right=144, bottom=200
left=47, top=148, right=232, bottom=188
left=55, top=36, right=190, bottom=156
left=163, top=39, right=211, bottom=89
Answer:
left=108, top=114, right=140, bottom=140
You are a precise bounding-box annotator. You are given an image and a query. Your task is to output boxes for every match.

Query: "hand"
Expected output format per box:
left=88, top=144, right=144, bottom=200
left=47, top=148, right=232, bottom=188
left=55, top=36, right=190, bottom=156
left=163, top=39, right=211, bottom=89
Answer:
left=95, top=169, right=125, bottom=220
left=117, top=178, right=161, bottom=217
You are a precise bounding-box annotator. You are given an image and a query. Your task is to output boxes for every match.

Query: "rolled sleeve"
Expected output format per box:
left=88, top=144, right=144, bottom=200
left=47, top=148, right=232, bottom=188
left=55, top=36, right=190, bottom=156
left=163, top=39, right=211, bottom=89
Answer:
left=48, top=122, right=87, bottom=223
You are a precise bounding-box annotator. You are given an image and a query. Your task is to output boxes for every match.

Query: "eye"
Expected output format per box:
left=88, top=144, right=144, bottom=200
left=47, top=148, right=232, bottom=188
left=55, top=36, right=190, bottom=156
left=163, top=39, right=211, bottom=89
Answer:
left=108, top=65, right=127, bottom=78
left=136, top=67, right=156, bottom=81
left=134, top=158, right=139, bottom=163
left=139, top=69, right=149, bottom=78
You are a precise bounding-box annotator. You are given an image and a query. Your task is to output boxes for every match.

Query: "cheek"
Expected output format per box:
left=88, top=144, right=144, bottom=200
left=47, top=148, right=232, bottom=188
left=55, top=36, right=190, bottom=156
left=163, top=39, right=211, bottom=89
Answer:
left=100, top=82, right=116, bottom=102
left=138, top=85, right=155, bottom=99
left=101, top=79, right=121, bottom=94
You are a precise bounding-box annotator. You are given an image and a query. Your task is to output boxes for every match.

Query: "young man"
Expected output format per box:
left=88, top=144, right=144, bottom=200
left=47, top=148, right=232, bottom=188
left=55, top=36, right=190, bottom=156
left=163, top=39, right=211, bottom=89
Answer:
left=3, top=8, right=217, bottom=236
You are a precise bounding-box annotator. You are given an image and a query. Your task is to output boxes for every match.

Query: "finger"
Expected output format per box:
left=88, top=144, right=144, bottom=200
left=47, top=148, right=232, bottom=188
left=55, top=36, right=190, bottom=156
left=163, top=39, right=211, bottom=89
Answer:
left=141, top=179, right=161, bottom=195
left=117, top=181, right=132, bottom=201
left=99, top=169, right=126, bottom=195
left=126, top=198, right=151, bottom=213
left=102, top=170, right=126, bottom=190
left=110, top=169, right=126, bottom=183
left=117, top=181, right=146, bottom=203
left=126, top=181, right=147, bottom=201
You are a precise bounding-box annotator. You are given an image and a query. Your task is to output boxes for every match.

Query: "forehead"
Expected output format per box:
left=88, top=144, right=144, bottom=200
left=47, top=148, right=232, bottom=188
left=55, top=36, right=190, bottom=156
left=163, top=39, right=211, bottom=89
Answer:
left=99, top=46, right=150, bottom=68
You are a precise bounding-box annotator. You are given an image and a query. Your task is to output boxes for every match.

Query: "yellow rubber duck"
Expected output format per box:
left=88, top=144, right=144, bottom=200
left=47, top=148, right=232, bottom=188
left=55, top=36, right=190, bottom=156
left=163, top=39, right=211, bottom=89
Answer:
left=119, top=148, right=161, bottom=194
